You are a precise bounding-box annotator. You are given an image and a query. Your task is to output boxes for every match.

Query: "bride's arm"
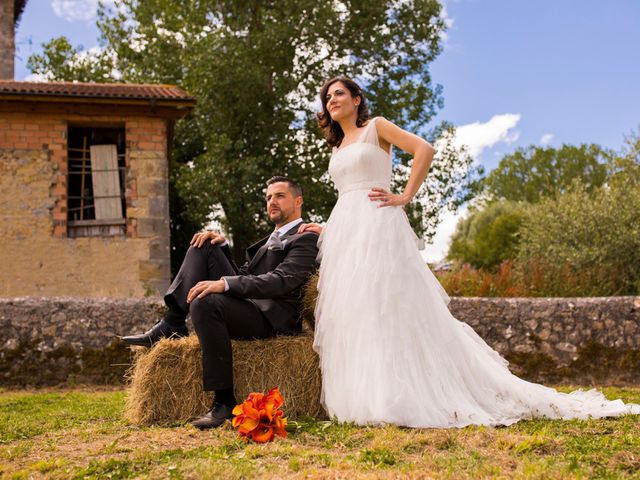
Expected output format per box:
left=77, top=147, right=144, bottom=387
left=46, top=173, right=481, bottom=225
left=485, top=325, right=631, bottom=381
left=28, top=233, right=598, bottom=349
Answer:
left=369, top=117, right=436, bottom=208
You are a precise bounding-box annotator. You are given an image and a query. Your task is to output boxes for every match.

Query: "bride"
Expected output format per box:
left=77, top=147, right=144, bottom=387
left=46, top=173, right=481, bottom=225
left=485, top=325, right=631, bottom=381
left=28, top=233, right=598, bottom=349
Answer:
left=299, top=76, right=639, bottom=427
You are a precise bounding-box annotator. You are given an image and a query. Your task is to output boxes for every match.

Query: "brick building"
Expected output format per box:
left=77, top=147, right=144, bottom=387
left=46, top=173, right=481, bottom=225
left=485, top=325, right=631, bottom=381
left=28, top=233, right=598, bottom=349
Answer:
left=0, top=81, right=195, bottom=297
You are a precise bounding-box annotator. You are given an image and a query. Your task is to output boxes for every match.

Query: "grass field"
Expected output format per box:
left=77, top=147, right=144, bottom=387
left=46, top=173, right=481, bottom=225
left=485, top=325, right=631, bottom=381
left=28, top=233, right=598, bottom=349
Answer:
left=1, top=387, right=639, bottom=479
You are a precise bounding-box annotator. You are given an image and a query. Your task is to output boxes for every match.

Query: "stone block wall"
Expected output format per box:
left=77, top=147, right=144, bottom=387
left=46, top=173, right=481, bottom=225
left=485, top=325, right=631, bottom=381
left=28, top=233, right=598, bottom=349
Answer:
left=453, top=297, right=640, bottom=365
left=0, top=296, right=638, bottom=386
left=0, top=297, right=165, bottom=385
left=0, top=112, right=171, bottom=297
left=125, top=118, right=171, bottom=295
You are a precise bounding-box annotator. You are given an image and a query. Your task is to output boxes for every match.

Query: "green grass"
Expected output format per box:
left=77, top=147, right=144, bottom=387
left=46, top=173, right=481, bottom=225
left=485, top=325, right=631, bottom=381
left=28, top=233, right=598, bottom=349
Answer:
left=0, top=389, right=126, bottom=444
left=0, top=387, right=639, bottom=479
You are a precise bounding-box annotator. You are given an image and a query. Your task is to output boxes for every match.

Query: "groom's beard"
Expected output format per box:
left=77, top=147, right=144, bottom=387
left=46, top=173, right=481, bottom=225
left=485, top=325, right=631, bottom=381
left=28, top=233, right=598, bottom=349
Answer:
left=268, top=208, right=285, bottom=224
left=268, top=207, right=293, bottom=225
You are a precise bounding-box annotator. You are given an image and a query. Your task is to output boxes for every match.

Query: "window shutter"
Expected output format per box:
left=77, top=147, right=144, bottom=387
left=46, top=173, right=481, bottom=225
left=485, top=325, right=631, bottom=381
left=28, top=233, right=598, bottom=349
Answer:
left=90, top=144, right=123, bottom=219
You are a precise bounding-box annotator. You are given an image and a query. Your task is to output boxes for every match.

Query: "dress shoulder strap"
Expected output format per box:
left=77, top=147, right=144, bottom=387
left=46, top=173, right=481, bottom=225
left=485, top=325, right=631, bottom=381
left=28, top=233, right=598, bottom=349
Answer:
left=361, top=116, right=380, bottom=147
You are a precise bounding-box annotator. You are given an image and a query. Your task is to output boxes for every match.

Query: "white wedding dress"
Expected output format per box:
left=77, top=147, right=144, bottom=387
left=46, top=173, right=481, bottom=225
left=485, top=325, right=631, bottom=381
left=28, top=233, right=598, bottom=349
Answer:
left=313, top=117, right=640, bottom=428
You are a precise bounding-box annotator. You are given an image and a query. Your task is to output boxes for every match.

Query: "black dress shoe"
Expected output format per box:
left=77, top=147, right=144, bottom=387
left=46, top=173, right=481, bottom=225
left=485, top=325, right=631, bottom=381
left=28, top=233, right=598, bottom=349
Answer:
left=191, top=402, right=234, bottom=430
left=120, top=320, right=188, bottom=347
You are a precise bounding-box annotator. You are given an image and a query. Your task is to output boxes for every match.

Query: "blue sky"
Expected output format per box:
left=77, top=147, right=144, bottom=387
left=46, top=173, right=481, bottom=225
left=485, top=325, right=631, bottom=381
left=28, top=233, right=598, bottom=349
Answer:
left=432, top=0, right=640, bottom=171
left=14, top=0, right=640, bottom=259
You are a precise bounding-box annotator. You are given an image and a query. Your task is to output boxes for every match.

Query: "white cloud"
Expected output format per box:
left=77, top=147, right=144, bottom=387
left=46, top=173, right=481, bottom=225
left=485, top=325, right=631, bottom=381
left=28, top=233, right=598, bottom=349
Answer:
left=438, top=2, right=455, bottom=46
left=421, top=207, right=466, bottom=262
left=540, top=133, right=554, bottom=145
left=452, top=113, right=521, bottom=159
left=23, top=72, right=53, bottom=82
left=51, top=0, right=116, bottom=22
left=423, top=113, right=522, bottom=262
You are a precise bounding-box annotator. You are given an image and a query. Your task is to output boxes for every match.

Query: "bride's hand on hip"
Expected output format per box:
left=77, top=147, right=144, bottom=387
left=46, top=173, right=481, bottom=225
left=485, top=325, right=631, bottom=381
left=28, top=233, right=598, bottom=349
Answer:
left=368, top=188, right=410, bottom=208
left=298, top=223, right=323, bottom=234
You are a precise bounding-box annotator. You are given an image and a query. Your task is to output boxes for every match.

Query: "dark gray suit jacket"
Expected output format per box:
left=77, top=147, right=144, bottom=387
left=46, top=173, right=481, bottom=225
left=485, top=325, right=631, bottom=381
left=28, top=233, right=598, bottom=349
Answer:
left=223, top=227, right=319, bottom=334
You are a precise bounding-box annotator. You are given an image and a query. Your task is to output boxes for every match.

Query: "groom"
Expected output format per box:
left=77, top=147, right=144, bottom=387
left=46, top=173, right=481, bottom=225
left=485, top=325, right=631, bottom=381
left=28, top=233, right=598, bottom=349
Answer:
left=122, top=176, right=319, bottom=429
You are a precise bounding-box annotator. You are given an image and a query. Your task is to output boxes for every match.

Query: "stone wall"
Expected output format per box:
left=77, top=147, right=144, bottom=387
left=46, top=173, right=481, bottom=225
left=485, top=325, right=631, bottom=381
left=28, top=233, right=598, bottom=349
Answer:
left=1, top=296, right=639, bottom=386
left=453, top=297, right=640, bottom=364
left=0, top=297, right=165, bottom=385
left=0, top=112, right=171, bottom=297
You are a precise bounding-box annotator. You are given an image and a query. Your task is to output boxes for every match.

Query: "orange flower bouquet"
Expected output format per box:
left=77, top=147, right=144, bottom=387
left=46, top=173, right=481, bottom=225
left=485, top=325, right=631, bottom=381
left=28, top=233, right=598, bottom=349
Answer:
left=231, top=387, right=288, bottom=443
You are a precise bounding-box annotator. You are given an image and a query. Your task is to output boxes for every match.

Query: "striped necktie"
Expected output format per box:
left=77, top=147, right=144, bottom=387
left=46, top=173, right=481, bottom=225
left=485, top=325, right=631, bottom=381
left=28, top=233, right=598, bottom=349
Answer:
left=267, top=230, right=283, bottom=250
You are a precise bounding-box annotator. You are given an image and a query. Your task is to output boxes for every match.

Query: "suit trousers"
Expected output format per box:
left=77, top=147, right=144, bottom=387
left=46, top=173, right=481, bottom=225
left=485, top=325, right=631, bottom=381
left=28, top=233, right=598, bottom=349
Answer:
left=165, top=243, right=276, bottom=391
left=165, top=242, right=237, bottom=314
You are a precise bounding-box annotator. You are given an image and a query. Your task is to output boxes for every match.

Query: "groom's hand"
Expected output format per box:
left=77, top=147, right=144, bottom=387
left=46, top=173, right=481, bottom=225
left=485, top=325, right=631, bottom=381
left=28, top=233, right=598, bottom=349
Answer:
left=187, top=280, right=226, bottom=303
left=190, top=230, right=226, bottom=248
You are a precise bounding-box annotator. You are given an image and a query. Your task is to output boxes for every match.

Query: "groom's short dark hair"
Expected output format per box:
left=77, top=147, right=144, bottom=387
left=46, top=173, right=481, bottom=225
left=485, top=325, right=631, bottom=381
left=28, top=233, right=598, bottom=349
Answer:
left=266, top=176, right=302, bottom=197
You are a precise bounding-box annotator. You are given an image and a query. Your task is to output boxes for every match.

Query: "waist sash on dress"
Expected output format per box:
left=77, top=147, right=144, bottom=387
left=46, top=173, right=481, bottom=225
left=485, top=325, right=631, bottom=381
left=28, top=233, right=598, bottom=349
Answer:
left=339, top=181, right=389, bottom=196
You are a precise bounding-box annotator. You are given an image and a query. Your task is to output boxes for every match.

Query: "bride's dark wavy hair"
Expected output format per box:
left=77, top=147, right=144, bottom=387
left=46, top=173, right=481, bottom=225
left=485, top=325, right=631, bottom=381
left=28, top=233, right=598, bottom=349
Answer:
left=317, top=76, right=370, bottom=148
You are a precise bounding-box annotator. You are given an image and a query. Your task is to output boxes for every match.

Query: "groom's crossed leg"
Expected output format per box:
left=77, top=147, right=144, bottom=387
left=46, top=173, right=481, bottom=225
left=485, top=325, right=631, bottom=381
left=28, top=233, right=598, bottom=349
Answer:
left=170, top=243, right=279, bottom=369
left=123, top=240, right=279, bottom=416
left=122, top=242, right=237, bottom=345
left=165, top=242, right=237, bottom=317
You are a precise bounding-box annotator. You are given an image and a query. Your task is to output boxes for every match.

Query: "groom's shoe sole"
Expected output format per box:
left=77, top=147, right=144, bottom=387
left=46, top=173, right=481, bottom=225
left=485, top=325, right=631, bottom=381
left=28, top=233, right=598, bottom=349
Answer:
left=121, top=320, right=188, bottom=347
left=120, top=331, right=187, bottom=347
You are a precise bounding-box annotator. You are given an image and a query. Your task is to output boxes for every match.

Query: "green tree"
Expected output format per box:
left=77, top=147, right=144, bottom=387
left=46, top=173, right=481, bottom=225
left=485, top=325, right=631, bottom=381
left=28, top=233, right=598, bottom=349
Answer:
left=483, top=144, right=610, bottom=203
left=448, top=201, right=526, bottom=270
left=518, top=154, right=640, bottom=296
left=29, top=0, right=475, bottom=268
left=27, top=36, right=115, bottom=82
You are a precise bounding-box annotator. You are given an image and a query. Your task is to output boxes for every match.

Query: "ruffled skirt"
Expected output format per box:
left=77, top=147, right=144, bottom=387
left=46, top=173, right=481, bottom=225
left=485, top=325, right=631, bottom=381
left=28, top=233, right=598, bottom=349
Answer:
left=313, top=189, right=640, bottom=427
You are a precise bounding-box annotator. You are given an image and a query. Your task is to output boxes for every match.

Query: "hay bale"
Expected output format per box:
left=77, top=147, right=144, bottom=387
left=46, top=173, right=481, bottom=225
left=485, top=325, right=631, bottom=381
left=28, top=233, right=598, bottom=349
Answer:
left=301, top=271, right=319, bottom=328
left=125, top=333, right=323, bottom=426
